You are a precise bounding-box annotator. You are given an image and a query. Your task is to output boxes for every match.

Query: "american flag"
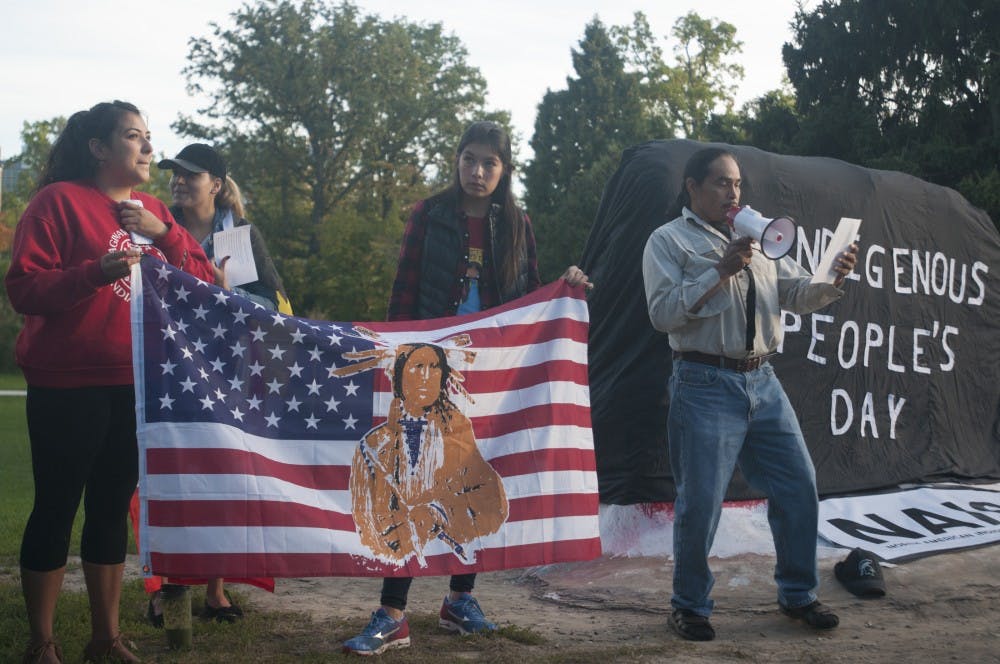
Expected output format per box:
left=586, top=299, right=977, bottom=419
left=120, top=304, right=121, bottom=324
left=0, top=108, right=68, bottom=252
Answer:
left=131, top=257, right=600, bottom=578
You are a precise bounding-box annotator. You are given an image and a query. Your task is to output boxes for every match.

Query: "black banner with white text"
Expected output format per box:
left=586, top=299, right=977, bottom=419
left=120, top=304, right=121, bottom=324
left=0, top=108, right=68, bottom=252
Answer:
left=582, top=139, right=1000, bottom=503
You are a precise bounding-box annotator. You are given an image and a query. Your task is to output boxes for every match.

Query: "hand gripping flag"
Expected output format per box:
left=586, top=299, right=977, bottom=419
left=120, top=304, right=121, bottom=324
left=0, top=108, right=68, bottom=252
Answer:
left=131, top=257, right=600, bottom=578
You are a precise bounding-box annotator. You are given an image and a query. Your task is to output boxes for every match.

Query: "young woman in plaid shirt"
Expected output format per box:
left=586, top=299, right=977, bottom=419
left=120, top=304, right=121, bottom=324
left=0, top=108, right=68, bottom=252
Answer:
left=343, top=121, right=590, bottom=655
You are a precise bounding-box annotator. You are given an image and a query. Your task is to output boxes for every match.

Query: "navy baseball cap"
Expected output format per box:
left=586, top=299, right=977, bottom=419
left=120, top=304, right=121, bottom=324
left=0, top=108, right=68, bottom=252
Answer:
left=158, top=143, right=227, bottom=180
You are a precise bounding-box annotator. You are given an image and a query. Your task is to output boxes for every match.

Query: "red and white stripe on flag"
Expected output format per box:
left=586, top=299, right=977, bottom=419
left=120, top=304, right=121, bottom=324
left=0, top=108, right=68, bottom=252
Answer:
left=132, top=258, right=601, bottom=579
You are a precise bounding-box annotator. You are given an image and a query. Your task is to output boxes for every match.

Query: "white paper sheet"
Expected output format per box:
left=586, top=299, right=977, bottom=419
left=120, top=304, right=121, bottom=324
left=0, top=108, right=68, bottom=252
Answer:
left=124, top=199, right=153, bottom=245
left=212, top=225, right=258, bottom=287
left=811, top=217, right=862, bottom=284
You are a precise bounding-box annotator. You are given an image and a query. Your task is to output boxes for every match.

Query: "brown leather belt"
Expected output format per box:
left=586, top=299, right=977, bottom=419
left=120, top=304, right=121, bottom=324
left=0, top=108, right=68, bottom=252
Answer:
left=673, top=351, right=773, bottom=372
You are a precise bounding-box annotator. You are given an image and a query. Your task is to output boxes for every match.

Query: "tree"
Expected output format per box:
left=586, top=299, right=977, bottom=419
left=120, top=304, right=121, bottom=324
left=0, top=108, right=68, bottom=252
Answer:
left=1, top=118, right=67, bottom=267
left=524, top=12, right=744, bottom=279
left=175, top=0, right=500, bottom=318
left=704, top=84, right=802, bottom=154
left=1, top=118, right=67, bottom=372
left=524, top=16, right=671, bottom=280
left=657, top=12, right=744, bottom=140
left=1, top=118, right=65, bottom=221
left=783, top=0, right=1000, bottom=228
left=738, top=87, right=800, bottom=153
left=141, top=156, right=173, bottom=203
left=610, top=11, right=744, bottom=140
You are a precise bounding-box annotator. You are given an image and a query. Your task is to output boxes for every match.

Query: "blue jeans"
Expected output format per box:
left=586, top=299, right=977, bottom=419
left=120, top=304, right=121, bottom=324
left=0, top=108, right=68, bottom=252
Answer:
left=668, top=360, right=819, bottom=616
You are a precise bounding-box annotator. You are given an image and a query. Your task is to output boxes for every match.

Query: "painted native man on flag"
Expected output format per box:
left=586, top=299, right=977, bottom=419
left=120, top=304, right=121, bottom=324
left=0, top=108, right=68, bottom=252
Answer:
left=335, top=333, right=509, bottom=566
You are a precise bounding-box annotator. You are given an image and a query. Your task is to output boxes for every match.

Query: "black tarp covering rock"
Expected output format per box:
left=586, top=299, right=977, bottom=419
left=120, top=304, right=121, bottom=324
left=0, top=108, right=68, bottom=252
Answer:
left=580, top=139, right=1000, bottom=504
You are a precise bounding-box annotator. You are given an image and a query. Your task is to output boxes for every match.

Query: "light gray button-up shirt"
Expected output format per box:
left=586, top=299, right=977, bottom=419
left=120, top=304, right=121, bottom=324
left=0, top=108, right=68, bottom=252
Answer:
left=642, top=207, right=843, bottom=358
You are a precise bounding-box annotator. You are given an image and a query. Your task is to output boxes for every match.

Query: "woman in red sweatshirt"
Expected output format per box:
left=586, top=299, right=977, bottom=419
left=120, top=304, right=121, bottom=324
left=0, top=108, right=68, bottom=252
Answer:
left=5, top=100, right=214, bottom=664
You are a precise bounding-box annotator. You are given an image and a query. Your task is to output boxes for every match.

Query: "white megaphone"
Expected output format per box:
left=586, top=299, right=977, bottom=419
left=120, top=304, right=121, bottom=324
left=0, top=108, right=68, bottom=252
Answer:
left=725, top=206, right=796, bottom=260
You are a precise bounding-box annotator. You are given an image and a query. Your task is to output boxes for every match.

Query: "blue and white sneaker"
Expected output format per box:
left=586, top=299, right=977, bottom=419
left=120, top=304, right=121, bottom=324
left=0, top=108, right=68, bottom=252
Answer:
left=439, top=593, right=497, bottom=635
left=342, top=608, right=410, bottom=655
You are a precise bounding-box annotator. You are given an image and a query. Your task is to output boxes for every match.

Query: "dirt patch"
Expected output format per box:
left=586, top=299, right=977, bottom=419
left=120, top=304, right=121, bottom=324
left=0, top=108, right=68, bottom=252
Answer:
left=238, top=546, right=998, bottom=662
left=33, top=546, right=1000, bottom=662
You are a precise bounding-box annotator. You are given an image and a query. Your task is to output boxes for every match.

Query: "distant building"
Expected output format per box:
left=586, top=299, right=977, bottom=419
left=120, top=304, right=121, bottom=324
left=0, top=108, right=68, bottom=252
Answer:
left=1, top=158, right=30, bottom=212
left=2, top=158, right=29, bottom=193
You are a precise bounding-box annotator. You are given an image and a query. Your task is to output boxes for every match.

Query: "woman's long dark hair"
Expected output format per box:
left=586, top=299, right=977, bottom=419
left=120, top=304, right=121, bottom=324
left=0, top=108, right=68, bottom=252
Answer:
left=35, top=100, right=141, bottom=193
left=429, top=121, right=525, bottom=293
left=667, top=147, right=739, bottom=219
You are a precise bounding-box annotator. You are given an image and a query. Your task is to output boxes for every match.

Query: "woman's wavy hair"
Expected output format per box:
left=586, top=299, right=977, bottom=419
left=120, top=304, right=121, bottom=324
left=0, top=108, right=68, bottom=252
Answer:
left=429, top=121, right=525, bottom=293
left=667, top=147, right=740, bottom=219
left=216, top=175, right=245, bottom=219
left=36, top=100, right=141, bottom=193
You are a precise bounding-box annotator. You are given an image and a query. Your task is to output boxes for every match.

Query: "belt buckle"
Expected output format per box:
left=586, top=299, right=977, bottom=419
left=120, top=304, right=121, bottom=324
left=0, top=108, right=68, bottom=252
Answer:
left=737, top=356, right=759, bottom=372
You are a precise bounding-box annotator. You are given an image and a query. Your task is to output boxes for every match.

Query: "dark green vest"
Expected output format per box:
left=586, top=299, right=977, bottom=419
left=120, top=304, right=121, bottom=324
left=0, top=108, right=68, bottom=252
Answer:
left=416, top=197, right=530, bottom=319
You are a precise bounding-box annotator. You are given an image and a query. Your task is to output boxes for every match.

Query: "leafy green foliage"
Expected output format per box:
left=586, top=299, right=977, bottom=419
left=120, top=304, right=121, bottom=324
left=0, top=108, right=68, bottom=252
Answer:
left=0, top=255, right=21, bottom=373
left=1, top=119, right=67, bottom=373
left=139, top=155, right=173, bottom=203
left=524, top=18, right=668, bottom=280
left=657, top=12, right=744, bottom=140
left=524, top=12, right=743, bottom=280
left=957, top=168, right=1000, bottom=225
left=706, top=85, right=799, bottom=153
left=1, top=117, right=65, bottom=223
left=609, top=11, right=744, bottom=141
left=174, top=0, right=501, bottom=318
left=782, top=0, right=1000, bottom=229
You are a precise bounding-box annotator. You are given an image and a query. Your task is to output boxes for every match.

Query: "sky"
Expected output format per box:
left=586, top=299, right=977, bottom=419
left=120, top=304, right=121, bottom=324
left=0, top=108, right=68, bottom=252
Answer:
left=0, top=0, right=813, bottom=163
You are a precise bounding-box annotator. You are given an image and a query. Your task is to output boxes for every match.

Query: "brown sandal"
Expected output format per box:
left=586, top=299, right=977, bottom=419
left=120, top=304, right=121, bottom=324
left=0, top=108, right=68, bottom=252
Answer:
left=82, top=634, right=140, bottom=663
left=22, top=639, right=63, bottom=664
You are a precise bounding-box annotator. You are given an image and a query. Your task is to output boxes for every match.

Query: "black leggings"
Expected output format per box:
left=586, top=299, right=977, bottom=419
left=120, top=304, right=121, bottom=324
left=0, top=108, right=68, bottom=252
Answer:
left=380, top=574, right=477, bottom=611
left=19, top=385, right=139, bottom=571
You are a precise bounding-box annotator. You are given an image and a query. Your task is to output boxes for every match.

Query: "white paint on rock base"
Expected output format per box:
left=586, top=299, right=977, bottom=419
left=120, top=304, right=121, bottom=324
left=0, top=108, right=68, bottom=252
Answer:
left=599, top=501, right=845, bottom=560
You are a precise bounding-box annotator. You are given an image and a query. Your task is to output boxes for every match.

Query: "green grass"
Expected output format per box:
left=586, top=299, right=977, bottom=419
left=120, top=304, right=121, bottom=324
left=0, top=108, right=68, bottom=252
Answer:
left=0, top=580, right=663, bottom=663
left=0, top=384, right=39, bottom=559
left=0, top=373, right=26, bottom=390
left=0, top=377, right=89, bottom=663
left=0, top=379, right=85, bottom=562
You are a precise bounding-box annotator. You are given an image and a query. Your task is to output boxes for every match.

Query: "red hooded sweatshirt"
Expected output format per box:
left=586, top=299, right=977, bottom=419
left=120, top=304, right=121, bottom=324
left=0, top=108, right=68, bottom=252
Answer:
left=5, top=180, right=214, bottom=387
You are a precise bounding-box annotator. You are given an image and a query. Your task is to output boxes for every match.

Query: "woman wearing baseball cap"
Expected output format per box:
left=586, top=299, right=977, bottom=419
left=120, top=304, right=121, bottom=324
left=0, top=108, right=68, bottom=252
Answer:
left=157, top=143, right=288, bottom=310
left=138, top=143, right=286, bottom=626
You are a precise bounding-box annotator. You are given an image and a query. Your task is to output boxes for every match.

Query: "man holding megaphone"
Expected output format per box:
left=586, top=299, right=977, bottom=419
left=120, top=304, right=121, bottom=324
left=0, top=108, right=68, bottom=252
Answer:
left=725, top=206, right=797, bottom=259
left=641, top=147, right=857, bottom=643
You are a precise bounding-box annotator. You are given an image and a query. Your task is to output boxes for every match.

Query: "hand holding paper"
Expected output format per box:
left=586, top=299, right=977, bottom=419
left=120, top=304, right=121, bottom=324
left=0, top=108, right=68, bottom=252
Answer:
left=213, top=225, right=258, bottom=288
left=811, top=217, right=861, bottom=285
left=122, top=199, right=154, bottom=245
